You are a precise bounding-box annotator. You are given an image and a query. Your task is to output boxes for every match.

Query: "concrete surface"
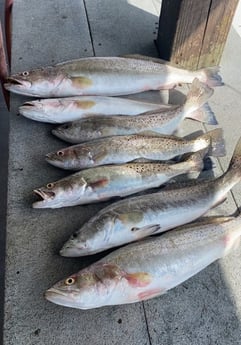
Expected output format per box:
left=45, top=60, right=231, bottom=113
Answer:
left=2, top=0, right=241, bottom=344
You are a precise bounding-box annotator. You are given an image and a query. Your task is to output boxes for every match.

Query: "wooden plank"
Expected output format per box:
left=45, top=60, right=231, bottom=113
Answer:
left=157, top=0, right=239, bottom=69
left=198, top=0, right=239, bottom=67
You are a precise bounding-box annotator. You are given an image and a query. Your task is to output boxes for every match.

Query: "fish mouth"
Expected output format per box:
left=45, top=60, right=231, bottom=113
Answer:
left=45, top=288, right=70, bottom=306
left=4, top=77, right=32, bottom=89
left=33, top=188, right=55, bottom=208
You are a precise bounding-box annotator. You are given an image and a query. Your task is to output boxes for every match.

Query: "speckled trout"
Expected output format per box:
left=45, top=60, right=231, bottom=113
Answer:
left=4, top=55, right=223, bottom=97
left=46, top=215, right=241, bottom=309
left=46, top=128, right=224, bottom=170
left=19, top=96, right=172, bottom=123
left=33, top=151, right=204, bottom=209
left=59, top=136, right=241, bottom=256
left=52, top=79, right=216, bottom=143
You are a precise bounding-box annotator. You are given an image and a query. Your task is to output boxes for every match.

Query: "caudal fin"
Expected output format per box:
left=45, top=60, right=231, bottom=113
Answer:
left=227, top=137, right=241, bottom=178
left=187, top=103, right=218, bottom=125
left=198, top=66, right=224, bottom=87
left=183, top=78, right=214, bottom=117
left=195, top=128, right=226, bottom=157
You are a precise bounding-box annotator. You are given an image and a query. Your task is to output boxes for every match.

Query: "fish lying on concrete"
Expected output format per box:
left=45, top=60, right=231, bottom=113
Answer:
left=4, top=55, right=223, bottom=97
left=46, top=214, right=241, bottom=309
left=52, top=79, right=216, bottom=143
left=46, top=128, right=224, bottom=170
left=33, top=150, right=204, bottom=209
left=19, top=96, right=172, bottom=123
left=59, top=136, right=241, bottom=257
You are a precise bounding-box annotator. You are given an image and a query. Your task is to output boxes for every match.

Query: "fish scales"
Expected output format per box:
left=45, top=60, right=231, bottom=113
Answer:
left=45, top=215, right=241, bottom=309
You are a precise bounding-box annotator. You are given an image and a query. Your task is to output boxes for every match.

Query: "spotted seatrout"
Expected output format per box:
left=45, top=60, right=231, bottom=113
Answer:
left=19, top=96, right=172, bottom=123
left=46, top=128, right=225, bottom=170
left=4, top=55, right=223, bottom=97
left=46, top=215, right=241, bottom=309
left=59, top=136, right=241, bottom=256
left=33, top=151, right=204, bottom=209
left=52, top=79, right=216, bottom=143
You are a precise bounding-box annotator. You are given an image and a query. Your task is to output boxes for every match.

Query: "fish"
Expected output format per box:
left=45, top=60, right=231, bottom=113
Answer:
left=46, top=128, right=225, bottom=170
left=18, top=96, right=172, bottom=123
left=46, top=214, right=241, bottom=309
left=4, top=55, right=223, bottom=97
left=33, top=150, right=204, bottom=209
left=59, top=136, right=241, bottom=257
left=52, top=79, right=216, bottom=143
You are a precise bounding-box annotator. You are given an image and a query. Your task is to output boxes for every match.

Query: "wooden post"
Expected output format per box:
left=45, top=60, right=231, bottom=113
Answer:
left=157, top=0, right=239, bottom=70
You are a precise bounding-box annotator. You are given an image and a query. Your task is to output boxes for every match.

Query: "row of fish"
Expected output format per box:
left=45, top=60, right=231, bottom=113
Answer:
left=6, top=54, right=240, bottom=311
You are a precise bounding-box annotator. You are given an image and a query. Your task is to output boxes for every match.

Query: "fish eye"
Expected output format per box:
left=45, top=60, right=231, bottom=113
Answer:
left=22, top=71, right=29, bottom=77
left=47, top=183, right=54, bottom=189
left=57, top=151, right=64, bottom=156
left=65, top=277, right=75, bottom=285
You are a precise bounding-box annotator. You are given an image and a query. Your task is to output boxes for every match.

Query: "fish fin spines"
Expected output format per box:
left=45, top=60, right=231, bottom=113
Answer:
left=183, top=78, right=214, bottom=116
left=198, top=66, right=224, bottom=87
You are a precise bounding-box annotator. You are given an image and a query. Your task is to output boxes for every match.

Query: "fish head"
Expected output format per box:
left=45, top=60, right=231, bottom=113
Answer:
left=60, top=211, right=140, bottom=256
left=4, top=67, right=66, bottom=97
left=19, top=99, right=64, bottom=123
left=45, top=146, right=83, bottom=170
left=52, top=122, right=77, bottom=142
left=45, top=263, right=125, bottom=309
left=32, top=178, right=86, bottom=208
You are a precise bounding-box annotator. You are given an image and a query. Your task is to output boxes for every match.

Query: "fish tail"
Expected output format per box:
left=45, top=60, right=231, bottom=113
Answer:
left=197, top=66, right=224, bottom=87
left=184, top=149, right=207, bottom=173
left=226, top=137, right=241, bottom=179
left=194, top=128, right=226, bottom=157
left=186, top=103, right=218, bottom=125
left=183, top=78, right=214, bottom=118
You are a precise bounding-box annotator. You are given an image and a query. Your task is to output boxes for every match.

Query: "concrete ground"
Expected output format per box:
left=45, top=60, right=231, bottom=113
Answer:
left=2, top=1, right=241, bottom=344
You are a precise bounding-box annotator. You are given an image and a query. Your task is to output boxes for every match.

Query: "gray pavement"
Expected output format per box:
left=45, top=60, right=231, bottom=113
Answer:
left=2, top=1, right=241, bottom=344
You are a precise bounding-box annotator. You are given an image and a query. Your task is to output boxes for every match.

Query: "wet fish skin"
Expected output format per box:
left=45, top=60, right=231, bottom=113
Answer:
left=4, top=55, right=223, bottom=97
left=46, top=215, right=241, bottom=309
left=46, top=128, right=224, bottom=170
left=33, top=151, right=203, bottom=209
left=52, top=79, right=215, bottom=143
left=59, top=136, right=241, bottom=257
left=19, top=96, right=172, bottom=123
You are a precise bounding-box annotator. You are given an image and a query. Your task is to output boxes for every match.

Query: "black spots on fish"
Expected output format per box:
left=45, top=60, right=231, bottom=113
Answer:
left=34, top=329, right=41, bottom=336
left=118, top=318, right=122, bottom=324
left=16, top=271, right=20, bottom=275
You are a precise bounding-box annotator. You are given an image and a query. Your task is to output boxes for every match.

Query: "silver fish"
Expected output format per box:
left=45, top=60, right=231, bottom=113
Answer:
left=52, top=79, right=216, bottom=143
left=46, top=128, right=225, bottom=170
left=59, top=136, right=241, bottom=257
left=4, top=55, right=223, bottom=97
left=33, top=151, right=204, bottom=209
left=19, top=96, right=172, bottom=123
left=46, top=215, right=241, bottom=309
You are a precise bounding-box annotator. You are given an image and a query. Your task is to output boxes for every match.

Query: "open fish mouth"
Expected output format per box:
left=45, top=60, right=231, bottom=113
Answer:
left=34, top=189, right=56, bottom=200
left=4, top=78, right=32, bottom=89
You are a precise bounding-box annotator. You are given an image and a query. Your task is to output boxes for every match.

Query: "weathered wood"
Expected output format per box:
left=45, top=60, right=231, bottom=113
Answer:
left=157, top=0, right=239, bottom=69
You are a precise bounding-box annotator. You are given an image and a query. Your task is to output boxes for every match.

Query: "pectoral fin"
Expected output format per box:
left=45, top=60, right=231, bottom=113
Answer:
left=131, top=224, right=161, bottom=238
left=125, top=272, right=152, bottom=287
left=118, top=212, right=144, bottom=225
left=88, top=178, right=109, bottom=189
left=71, top=76, right=93, bottom=89
left=74, top=100, right=96, bottom=109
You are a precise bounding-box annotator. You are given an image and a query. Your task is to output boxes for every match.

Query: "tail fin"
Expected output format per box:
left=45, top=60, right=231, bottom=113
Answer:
left=184, top=150, right=206, bottom=173
left=195, top=128, right=226, bottom=157
left=198, top=66, right=224, bottom=87
left=227, top=137, right=241, bottom=178
left=183, top=78, right=214, bottom=116
left=186, top=103, right=218, bottom=125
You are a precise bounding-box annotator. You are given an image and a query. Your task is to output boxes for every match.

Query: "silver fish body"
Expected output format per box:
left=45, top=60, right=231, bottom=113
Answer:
left=59, top=136, right=241, bottom=257
left=52, top=79, right=215, bottom=143
left=33, top=153, right=203, bottom=209
left=46, top=129, right=224, bottom=170
left=19, top=96, right=170, bottom=123
left=46, top=215, right=241, bottom=309
left=5, top=55, right=223, bottom=97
